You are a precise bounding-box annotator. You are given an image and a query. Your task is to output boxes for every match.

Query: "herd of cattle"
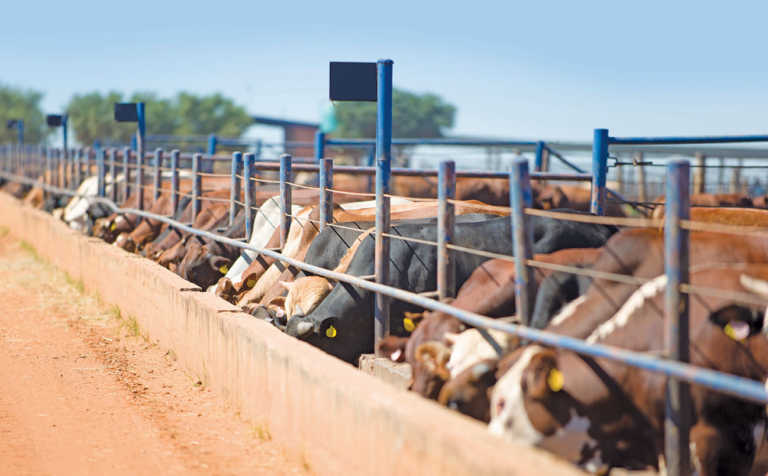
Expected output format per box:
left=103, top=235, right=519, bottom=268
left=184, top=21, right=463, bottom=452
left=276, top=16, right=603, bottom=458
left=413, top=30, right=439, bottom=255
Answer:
left=5, top=167, right=768, bottom=475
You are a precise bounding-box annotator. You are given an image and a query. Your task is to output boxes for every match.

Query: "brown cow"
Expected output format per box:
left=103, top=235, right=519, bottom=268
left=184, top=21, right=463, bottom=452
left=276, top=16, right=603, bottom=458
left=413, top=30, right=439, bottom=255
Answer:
left=490, top=265, right=768, bottom=474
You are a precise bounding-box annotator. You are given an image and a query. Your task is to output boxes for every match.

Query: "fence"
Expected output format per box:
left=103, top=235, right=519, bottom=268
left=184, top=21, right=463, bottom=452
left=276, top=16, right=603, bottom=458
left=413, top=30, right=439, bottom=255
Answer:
left=2, top=134, right=768, bottom=476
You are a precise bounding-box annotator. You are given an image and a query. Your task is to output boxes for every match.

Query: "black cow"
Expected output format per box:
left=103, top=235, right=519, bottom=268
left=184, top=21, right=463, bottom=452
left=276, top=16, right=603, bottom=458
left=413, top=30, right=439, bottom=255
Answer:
left=286, top=213, right=616, bottom=363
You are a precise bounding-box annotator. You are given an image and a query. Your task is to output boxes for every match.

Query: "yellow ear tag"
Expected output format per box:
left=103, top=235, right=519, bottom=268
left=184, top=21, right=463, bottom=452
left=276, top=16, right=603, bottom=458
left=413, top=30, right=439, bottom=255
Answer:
left=246, top=278, right=256, bottom=288
left=724, top=323, right=737, bottom=340
left=110, top=223, right=117, bottom=231
left=403, top=317, right=415, bottom=332
left=547, top=369, right=564, bottom=392
left=325, top=325, right=337, bottom=338
left=219, top=265, right=229, bottom=274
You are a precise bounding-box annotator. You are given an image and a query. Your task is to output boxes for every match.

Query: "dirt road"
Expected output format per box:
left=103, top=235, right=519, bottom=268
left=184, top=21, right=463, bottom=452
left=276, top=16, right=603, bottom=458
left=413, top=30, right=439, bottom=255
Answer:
left=0, top=229, right=306, bottom=475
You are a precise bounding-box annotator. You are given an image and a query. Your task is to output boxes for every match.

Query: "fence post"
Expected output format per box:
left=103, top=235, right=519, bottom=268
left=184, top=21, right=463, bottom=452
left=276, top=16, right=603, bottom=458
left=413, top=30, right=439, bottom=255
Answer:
left=591, top=128, right=609, bottom=215
left=97, top=149, right=106, bottom=198
left=616, top=156, right=624, bottom=195
left=375, top=58, right=394, bottom=350
left=207, top=134, right=217, bottom=156
left=229, top=151, right=242, bottom=227
left=153, top=148, right=163, bottom=202
left=319, top=158, right=333, bottom=230
left=192, top=153, right=201, bottom=219
left=315, top=131, right=326, bottom=162
left=718, top=157, right=725, bottom=192
left=243, top=153, right=255, bottom=239
left=83, top=147, right=91, bottom=179
left=438, top=161, right=456, bottom=301
left=534, top=141, right=545, bottom=171
left=74, top=147, right=82, bottom=187
left=122, top=147, right=131, bottom=202
left=170, top=150, right=180, bottom=218
left=136, top=143, right=144, bottom=211
left=510, top=158, right=536, bottom=325
left=635, top=151, right=647, bottom=203
left=109, top=148, right=117, bottom=202
left=664, top=159, right=691, bottom=476
left=280, top=154, right=293, bottom=247
left=693, top=153, right=706, bottom=194
left=367, top=146, right=375, bottom=193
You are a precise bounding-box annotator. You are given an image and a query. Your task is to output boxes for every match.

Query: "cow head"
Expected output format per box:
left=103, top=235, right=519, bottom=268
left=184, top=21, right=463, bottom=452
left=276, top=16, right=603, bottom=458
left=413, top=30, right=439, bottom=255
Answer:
left=281, top=277, right=333, bottom=322
left=412, top=341, right=451, bottom=399
left=179, top=242, right=233, bottom=289
left=114, top=233, right=136, bottom=252
left=533, top=185, right=569, bottom=211
left=215, top=277, right=238, bottom=304
left=438, top=359, right=498, bottom=422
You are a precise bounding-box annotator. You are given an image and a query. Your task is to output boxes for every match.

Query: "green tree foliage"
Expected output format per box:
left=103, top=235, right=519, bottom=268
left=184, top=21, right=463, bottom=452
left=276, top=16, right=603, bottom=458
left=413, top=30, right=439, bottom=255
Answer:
left=174, top=92, right=252, bottom=137
left=0, top=84, right=47, bottom=144
left=66, top=91, right=252, bottom=145
left=333, top=88, right=456, bottom=138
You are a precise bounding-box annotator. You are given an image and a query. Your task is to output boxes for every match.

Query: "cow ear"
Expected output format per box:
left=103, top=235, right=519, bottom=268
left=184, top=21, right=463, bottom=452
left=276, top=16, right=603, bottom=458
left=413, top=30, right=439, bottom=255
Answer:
left=525, top=354, right=562, bottom=400
left=709, top=304, right=763, bottom=341
left=415, top=342, right=451, bottom=381
left=209, top=256, right=230, bottom=274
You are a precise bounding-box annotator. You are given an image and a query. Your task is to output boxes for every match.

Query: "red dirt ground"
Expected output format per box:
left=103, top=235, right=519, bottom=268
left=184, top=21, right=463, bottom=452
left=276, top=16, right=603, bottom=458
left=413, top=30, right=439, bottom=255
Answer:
left=0, top=229, right=308, bottom=475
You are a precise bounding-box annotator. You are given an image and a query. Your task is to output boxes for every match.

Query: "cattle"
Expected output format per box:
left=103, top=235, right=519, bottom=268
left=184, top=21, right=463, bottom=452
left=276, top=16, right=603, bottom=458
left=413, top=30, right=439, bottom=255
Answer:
left=438, top=358, right=499, bottom=423
left=377, top=247, right=603, bottom=401
left=489, top=265, right=768, bottom=474
left=286, top=213, right=616, bottom=363
left=652, top=193, right=755, bottom=218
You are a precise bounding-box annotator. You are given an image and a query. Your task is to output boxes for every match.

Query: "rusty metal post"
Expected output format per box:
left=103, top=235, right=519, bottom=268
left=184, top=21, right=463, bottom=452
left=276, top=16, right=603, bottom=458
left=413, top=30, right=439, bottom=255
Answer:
left=243, top=153, right=255, bottom=239
left=153, top=148, right=163, bottom=202
left=319, top=158, right=333, bottom=230
left=279, top=154, right=293, bottom=248
left=693, top=153, right=706, bottom=194
left=170, top=150, right=180, bottom=219
left=510, top=158, right=535, bottom=325
left=438, top=160, right=456, bottom=300
left=664, top=159, right=691, bottom=476
left=192, top=153, right=201, bottom=219
left=108, top=148, right=117, bottom=202
left=229, top=151, right=242, bottom=228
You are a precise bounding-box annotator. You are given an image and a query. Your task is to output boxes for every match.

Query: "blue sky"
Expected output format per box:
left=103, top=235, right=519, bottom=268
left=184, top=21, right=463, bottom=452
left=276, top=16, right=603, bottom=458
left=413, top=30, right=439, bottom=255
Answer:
left=2, top=0, right=766, bottom=142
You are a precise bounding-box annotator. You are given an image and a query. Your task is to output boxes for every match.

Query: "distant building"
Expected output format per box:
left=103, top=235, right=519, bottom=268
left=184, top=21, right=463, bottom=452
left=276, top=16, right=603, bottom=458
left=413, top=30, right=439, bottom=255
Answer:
left=251, top=116, right=318, bottom=159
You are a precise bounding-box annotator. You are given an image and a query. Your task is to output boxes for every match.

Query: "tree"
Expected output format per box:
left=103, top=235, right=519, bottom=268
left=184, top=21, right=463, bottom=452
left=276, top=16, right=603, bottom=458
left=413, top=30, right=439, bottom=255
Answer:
left=67, top=91, right=131, bottom=145
left=174, top=92, right=252, bottom=138
left=0, top=84, right=47, bottom=144
left=332, top=88, right=456, bottom=138
left=66, top=91, right=252, bottom=145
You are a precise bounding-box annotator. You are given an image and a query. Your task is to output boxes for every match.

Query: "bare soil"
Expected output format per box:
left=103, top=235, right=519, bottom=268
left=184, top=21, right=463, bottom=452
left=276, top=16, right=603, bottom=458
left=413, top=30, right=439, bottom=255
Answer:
left=0, top=228, right=307, bottom=475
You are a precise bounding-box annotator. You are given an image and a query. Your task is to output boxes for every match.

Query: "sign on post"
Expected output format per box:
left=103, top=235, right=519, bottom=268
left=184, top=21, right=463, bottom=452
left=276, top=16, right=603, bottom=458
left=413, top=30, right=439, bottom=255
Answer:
left=114, top=103, right=139, bottom=122
left=46, top=115, right=63, bottom=127
left=329, top=62, right=377, bottom=101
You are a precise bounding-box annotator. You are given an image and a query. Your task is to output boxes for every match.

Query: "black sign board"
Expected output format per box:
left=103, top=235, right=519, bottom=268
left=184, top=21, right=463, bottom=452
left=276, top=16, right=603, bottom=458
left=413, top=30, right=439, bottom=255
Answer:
left=329, top=62, right=377, bottom=101
left=6, top=119, right=18, bottom=129
left=46, top=114, right=63, bottom=127
left=114, top=103, right=139, bottom=122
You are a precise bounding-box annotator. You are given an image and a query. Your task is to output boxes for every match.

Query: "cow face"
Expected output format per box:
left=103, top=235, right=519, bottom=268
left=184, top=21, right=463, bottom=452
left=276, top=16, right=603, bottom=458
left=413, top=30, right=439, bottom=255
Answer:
left=412, top=342, right=451, bottom=399
left=438, top=359, right=498, bottom=422
left=180, top=243, right=232, bottom=289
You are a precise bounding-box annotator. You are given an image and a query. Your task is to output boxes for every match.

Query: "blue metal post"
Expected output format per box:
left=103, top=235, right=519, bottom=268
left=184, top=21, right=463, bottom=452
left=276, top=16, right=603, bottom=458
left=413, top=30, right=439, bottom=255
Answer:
left=591, top=128, right=609, bottom=215
left=207, top=134, right=217, bottom=156
left=122, top=147, right=131, bottom=202
left=243, top=153, right=255, bottom=239
left=367, top=146, right=375, bottom=193
left=153, top=148, right=163, bottom=202
left=229, top=152, right=242, bottom=227
left=255, top=140, right=263, bottom=161
left=109, top=148, right=117, bottom=202
left=83, top=147, right=91, bottom=179
left=279, top=154, right=293, bottom=248
left=97, top=149, right=106, bottom=198
left=664, top=159, right=691, bottom=476
left=170, top=150, right=180, bottom=218
left=44, top=147, right=51, bottom=199
left=510, top=158, right=535, bottom=325
left=534, top=141, right=545, bottom=171
left=319, top=158, right=333, bottom=230
left=438, top=160, right=456, bottom=300
left=315, top=131, right=326, bottom=162
left=17, top=120, right=24, bottom=145
left=136, top=137, right=144, bottom=211
left=375, top=58, right=394, bottom=347
left=192, top=153, right=201, bottom=219
left=62, top=114, right=69, bottom=161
